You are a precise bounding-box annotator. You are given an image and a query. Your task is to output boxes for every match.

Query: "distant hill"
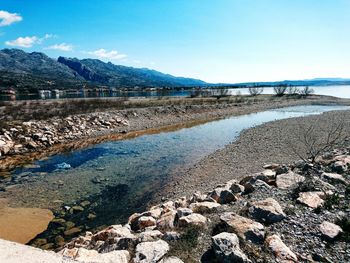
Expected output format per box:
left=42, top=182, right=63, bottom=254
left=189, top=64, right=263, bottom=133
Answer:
left=58, top=56, right=206, bottom=87
left=0, top=49, right=206, bottom=91
left=233, top=78, right=350, bottom=87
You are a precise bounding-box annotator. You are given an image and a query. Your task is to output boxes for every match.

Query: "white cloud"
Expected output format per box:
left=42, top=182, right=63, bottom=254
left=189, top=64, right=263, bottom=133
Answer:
left=46, top=43, right=73, bottom=51
left=5, top=34, right=54, bottom=48
left=5, top=36, right=38, bottom=48
left=87, top=48, right=127, bottom=60
left=0, top=10, right=22, bottom=27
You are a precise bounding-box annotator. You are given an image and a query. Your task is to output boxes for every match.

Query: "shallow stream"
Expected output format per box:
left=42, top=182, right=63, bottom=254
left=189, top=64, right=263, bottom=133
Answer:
left=0, top=104, right=349, bottom=248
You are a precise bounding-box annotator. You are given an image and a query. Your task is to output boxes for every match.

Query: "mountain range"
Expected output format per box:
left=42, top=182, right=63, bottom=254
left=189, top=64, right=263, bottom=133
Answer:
left=0, top=48, right=349, bottom=92
left=0, top=49, right=206, bottom=91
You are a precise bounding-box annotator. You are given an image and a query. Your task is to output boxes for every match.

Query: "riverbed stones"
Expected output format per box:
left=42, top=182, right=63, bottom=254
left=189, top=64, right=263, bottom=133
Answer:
left=64, top=227, right=81, bottom=237
left=220, top=213, right=265, bottom=243
left=297, top=192, right=325, bottom=208
left=189, top=201, right=220, bottom=213
left=248, top=198, right=286, bottom=223
left=212, top=232, right=252, bottom=263
left=178, top=213, right=207, bottom=227
left=276, top=172, right=305, bottom=189
left=134, top=240, right=169, bottom=263
left=265, top=234, right=298, bottom=262
left=319, top=221, right=343, bottom=241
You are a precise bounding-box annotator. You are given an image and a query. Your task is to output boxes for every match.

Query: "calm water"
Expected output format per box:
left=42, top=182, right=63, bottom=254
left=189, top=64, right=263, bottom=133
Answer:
left=1, top=85, right=350, bottom=100
left=229, top=85, right=350, bottom=98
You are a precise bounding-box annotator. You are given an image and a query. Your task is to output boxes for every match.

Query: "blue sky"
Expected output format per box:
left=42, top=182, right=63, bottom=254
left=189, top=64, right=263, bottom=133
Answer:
left=0, top=0, right=350, bottom=83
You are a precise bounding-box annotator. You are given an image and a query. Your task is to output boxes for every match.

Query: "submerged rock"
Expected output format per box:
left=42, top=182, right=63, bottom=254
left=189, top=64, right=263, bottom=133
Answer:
left=55, top=162, right=71, bottom=170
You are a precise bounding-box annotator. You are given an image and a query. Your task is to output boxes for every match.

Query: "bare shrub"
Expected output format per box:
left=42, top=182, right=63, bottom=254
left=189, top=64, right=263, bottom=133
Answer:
left=235, top=90, right=245, bottom=103
left=287, top=114, right=349, bottom=163
left=248, top=86, right=264, bottom=96
left=287, top=86, right=300, bottom=95
left=273, top=85, right=287, bottom=96
left=299, top=86, right=314, bottom=96
left=214, top=87, right=229, bottom=99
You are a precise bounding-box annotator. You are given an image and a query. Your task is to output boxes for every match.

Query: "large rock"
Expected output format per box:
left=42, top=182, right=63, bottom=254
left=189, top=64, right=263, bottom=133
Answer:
left=92, top=224, right=135, bottom=241
left=159, top=257, right=184, bottom=263
left=138, top=230, right=164, bottom=242
left=229, top=183, right=245, bottom=194
left=134, top=240, right=169, bottom=263
left=265, top=234, right=298, bottom=262
left=276, top=172, right=305, bottom=189
left=178, top=213, right=207, bottom=227
left=322, top=172, right=348, bottom=185
left=90, top=225, right=136, bottom=251
left=176, top=208, right=193, bottom=218
left=209, top=187, right=236, bottom=204
left=74, top=248, right=130, bottom=263
left=240, top=170, right=276, bottom=187
left=320, top=221, right=343, bottom=241
left=189, top=201, right=220, bottom=214
left=137, top=216, right=157, bottom=230
left=332, top=155, right=350, bottom=173
left=297, top=192, right=325, bottom=209
left=249, top=198, right=286, bottom=223
left=244, top=179, right=271, bottom=193
left=220, top=213, right=265, bottom=243
left=212, top=232, right=251, bottom=263
left=157, top=210, right=176, bottom=230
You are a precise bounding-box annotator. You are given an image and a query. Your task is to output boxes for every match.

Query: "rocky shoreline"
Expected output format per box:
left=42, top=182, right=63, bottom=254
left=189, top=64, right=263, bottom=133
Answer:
left=55, top=147, right=350, bottom=262
left=0, top=95, right=346, bottom=171
left=158, top=107, right=350, bottom=203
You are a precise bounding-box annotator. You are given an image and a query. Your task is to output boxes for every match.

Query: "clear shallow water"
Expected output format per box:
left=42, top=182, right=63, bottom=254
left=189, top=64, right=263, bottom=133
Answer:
left=2, top=104, right=349, bottom=247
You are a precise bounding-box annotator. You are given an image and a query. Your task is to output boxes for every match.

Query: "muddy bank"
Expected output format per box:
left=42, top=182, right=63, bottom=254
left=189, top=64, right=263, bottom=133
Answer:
left=159, top=108, right=350, bottom=202
left=0, top=199, right=53, bottom=244
left=0, top=95, right=347, bottom=171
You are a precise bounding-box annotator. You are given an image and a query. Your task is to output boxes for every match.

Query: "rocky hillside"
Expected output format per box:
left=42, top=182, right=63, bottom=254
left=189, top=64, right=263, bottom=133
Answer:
left=0, top=49, right=206, bottom=91
left=56, top=148, right=350, bottom=262
left=58, top=57, right=206, bottom=88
